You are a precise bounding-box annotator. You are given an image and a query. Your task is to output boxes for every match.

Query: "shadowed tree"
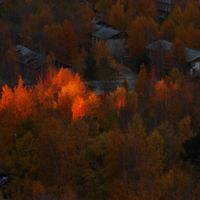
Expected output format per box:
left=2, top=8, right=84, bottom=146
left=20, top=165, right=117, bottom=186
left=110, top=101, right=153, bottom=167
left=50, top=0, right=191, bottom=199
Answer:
left=92, top=40, right=110, bottom=65
left=75, top=47, right=87, bottom=77
left=128, top=17, right=147, bottom=58
left=182, top=0, right=200, bottom=29
left=128, top=16, right=158, bottom=58
left=161, top=20, right=176, bottom=42
left=135, top=64, right=148, bottom=98
left=169, top=5, right=183, bottom=26
left=166, top=38, right=186, bottom=73
left=176, top=25, right=186, bottom=43
left=8, top=118, right=40, bottom=200
left=181, top=132, right=200, bottom=168
left=137, top=0, right=156, bottom=18
left=43, top=23, right=65, bottom=63
left=63, top=20, right=78, bottom=65
left=186, top=25, right=200, bottom=50
left=108, top=1, right=126, bottom=30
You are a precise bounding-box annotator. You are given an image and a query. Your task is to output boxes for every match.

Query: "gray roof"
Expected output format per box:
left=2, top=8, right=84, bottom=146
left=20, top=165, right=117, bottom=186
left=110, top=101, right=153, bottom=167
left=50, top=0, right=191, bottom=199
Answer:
left=16, top=45, right=44, bottom=69
left=85, top=79, right=134, bottom=95
left=92, top=19, right=100, bottom=24
left=91, top=25, right=121, bottom=40
left=145, top=40, right=200, bottom=63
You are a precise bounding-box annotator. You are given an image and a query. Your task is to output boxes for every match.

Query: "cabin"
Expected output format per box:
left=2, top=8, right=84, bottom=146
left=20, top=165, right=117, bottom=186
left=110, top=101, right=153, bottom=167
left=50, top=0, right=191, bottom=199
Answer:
left=16, top=45, right=45, bottom=85
left=91, top=20, right=127, bottom=58
left=16, top=45, right=73, bottom=85
left=153, top=0, right=200, bottom=20
left=145, top=40, right=200, bottom=75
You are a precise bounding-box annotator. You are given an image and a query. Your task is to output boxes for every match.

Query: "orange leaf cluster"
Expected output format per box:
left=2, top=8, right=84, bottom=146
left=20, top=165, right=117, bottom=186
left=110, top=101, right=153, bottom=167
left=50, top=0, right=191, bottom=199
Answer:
left=72, top=96, right=86, bottom=120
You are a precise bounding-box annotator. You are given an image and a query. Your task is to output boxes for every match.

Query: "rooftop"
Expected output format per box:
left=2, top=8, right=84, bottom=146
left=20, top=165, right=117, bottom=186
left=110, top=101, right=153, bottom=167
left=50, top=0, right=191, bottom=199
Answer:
left=145, top=40, right=200, bottom=63
left=16, top=45, right=44, bottom=69
left=91, top=25, right=121, bottom=40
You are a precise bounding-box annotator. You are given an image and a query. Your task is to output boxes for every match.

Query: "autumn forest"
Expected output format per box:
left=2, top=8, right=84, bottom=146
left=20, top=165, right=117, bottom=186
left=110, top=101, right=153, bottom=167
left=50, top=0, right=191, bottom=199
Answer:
left=1, top=0, right=200, bottom=200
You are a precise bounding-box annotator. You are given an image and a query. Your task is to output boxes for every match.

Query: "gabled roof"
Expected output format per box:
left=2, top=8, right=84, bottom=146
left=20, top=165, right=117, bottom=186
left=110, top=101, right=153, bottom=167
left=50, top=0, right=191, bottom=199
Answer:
left=145, top=40, right=200, bottom=63
left=91, top=25, right=121, bottom=40
left=92, top=19, right=101, bottom=24
left=16, top=45, right=44, bottom=69
left=92, top=19, right=113, bottom=27
left=186, top=48, right=200, bottom=63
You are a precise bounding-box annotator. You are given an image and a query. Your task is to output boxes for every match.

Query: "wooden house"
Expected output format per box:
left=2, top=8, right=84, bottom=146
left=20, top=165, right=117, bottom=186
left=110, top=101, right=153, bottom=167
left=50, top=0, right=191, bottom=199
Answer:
left=145, top=40, right=200, bottom=75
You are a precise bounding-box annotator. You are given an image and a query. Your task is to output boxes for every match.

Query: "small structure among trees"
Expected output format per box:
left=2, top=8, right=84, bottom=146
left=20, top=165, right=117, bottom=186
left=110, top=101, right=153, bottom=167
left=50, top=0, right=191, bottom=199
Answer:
left=91, top=20, right=127, bottom=58
left=16, top=45, right=73, bottom=85
left=145, top=39, right=200, bottom=75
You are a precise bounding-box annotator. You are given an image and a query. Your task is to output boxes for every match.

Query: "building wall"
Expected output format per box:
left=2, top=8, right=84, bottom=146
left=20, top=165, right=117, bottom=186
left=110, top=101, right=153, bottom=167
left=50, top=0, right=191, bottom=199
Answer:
left=190, top=60, right=200, bottom=75
left=91, top=36, right=127, bottom=58
left=106, top=39, right=127, bottom=58
left=154, top=0, right=200, bottom=18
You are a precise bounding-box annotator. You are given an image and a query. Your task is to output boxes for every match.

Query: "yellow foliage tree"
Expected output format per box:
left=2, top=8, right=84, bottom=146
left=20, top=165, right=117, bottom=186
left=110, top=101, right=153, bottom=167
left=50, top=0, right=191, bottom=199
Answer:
left=169, top=5, right=183, bottom=26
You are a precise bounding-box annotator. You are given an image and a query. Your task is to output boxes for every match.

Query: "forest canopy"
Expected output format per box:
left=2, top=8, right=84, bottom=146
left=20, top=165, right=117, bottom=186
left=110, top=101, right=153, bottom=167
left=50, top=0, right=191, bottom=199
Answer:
left=0, top=0, right=200, bottom=199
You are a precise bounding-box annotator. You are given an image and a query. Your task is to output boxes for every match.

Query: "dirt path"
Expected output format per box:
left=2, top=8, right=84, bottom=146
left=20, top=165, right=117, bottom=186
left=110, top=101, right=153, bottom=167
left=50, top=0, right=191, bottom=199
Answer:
left=119, top=66, right=137, bottom=92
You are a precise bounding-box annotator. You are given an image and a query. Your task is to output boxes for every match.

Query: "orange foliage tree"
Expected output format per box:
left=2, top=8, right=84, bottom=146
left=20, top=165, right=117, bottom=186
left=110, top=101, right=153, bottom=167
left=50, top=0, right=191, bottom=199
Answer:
left=137, top=0, right=156, bottom=18
left=0, top=77, right=34, bottom=162
left=135, top=63, right=148, bottom=98
left=29, top=67, right=100, bottom=122
left=63, top=20, right=78, bottom=65
left=176, top=25, right=186, bottom=43
left=115, top=87, right=127, bottom=114
left=186, top=25, right=200, bottom=50
left=128, top=17, right=147, bottom=58
left=151, top=79, right=170, bottom=125
left=0, top=77, right=33, bottom=121
left=161, top=20, right=176, bottom=42
left=128, top=16, right=158, bottom=58
left=43, top=21, right=78, bottom=65
left=75, top=47, right=87, bottom=77
left=108, top=1, right=126, bottom=30
left=92, top=40, right=110, bottom=64
left=70, top=11, right=94, bottom=49
left=82, top=7, right=95, bottom=19
left=43, top=23, right=66, bottom=63
left=166, top=38, right=186, bottom=72
left=35, top=67, right=100, bottom=121
left=72, top=96, right=86, bottom=120
left=182, top=0, right=200, bottom=28
left=25, top=6, right=55, bottom=32
left=105, top=129, right=126, bottom=199
left=13, top=77, right=34, bottom=120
